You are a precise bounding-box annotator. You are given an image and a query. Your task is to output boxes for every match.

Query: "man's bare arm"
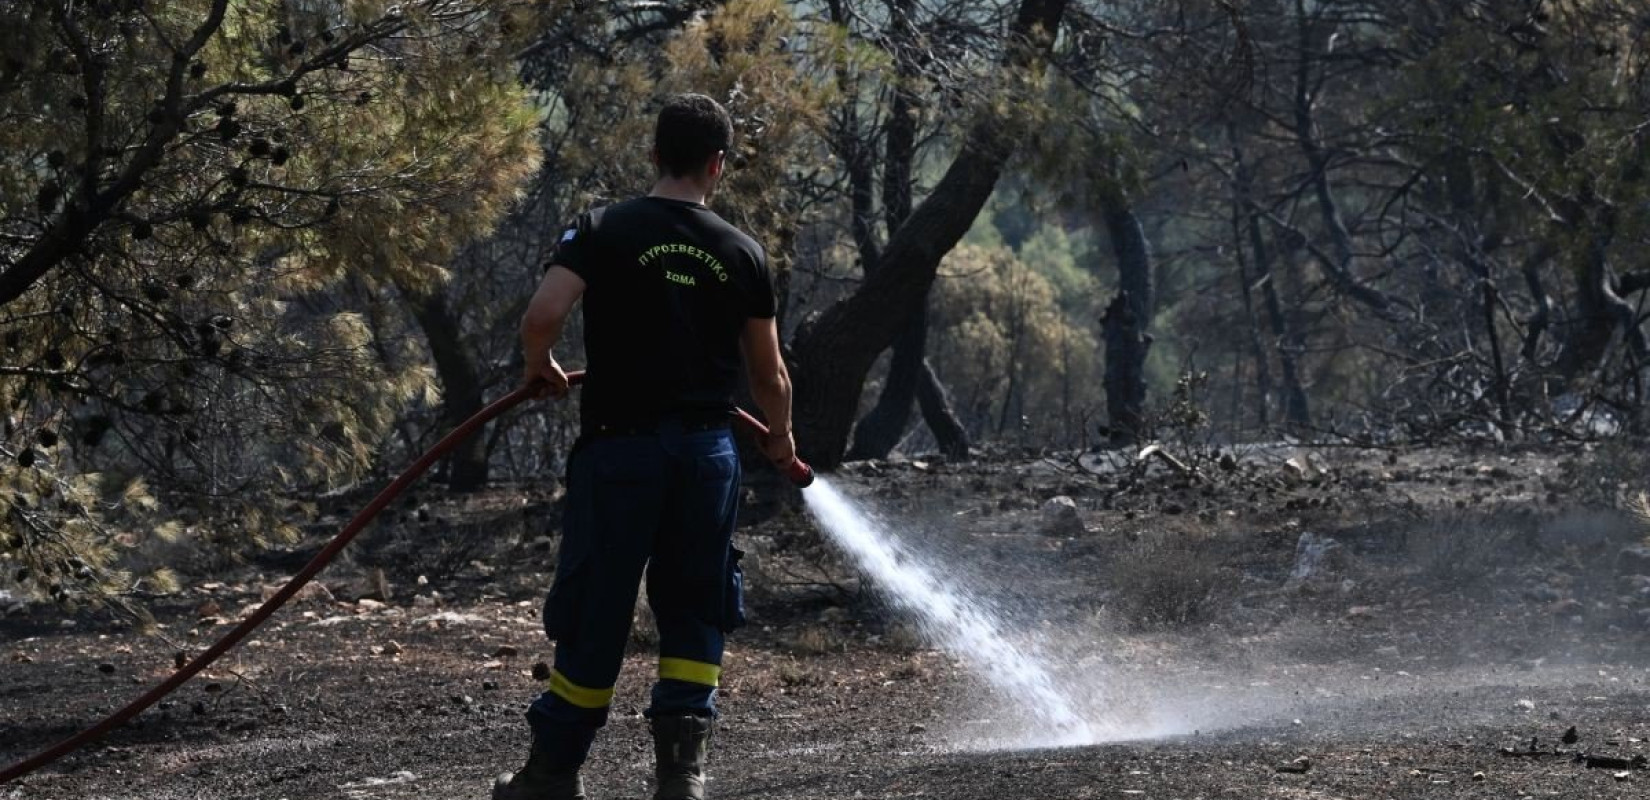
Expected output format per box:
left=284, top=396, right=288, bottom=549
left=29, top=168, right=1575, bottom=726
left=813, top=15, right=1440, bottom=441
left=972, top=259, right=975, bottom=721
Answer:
left=520, top=266, right=587, bottom=398
left=739, top=316, right=795, bottom=465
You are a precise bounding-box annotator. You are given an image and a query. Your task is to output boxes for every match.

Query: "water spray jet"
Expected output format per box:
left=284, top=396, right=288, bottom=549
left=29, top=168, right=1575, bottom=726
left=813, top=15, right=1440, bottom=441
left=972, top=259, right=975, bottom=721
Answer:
left=800, top=477, right=1103, bottom=750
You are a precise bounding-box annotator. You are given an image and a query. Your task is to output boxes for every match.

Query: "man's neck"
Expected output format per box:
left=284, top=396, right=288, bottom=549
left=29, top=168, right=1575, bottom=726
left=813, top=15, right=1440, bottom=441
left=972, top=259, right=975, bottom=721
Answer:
left=649, top=175, right=712, bottom=206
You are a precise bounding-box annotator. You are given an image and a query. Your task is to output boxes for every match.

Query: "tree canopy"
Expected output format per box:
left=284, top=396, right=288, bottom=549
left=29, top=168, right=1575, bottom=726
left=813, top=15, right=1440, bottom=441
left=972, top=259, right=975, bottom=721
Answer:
left=6, top=0, right=1650, bottom=610
left=1, top=0, right=539, bottom=608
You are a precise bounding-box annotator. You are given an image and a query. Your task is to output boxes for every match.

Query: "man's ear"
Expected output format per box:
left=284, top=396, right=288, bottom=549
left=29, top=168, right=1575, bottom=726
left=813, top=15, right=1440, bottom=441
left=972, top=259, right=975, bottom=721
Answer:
left=650, top=147, right=662, bottom=173
left=707, top=150, right=726, bottom=181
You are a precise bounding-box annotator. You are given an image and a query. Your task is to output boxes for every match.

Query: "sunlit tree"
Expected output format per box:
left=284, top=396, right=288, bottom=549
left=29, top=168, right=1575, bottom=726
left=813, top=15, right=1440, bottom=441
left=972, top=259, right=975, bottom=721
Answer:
left=0, top=0, right=540, bottom=607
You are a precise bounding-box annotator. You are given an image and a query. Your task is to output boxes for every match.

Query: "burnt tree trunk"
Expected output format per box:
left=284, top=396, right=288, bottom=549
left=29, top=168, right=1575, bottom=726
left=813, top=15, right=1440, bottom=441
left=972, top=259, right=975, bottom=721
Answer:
left=1233, top=213, right=1272, bottom=429
left=1289, top=0, right=1402, bottom=319
left=850, top=309, right=974, bottom=461
left=406, top=287, right=490, bottom=492
left=791, top=0, right=1068, bottom=469
left=1097, top=188, right=1154, bottom=444
left=1618, top=271, right=1650, bottom=297
left=848, top=308, right=925, bottom=459
left=1228, top=134, right=1272, bottom=429
left=1231, top=131, right=1311, bottom=428
left=1520, top=246, right=1556, bottom=363
left=1483, top=281, right=1514, bottom=435
left=1559, top=221, right=1648, bottom=383
left=825, top=1, right=881, bottom=274
left=846, top=45, right=923, bottom=462
left=915, top=358, right=970, bottom=459
left=846, top=0, right=971, bottom=462
left=1259, top=225, right=1312, bottom=428
left=1101, top=291, right=1149, bottom=444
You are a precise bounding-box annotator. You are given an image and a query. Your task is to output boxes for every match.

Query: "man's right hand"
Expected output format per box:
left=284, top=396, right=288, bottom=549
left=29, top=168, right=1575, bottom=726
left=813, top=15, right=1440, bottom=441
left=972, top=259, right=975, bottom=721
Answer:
left=523, top=356, right=570, bottom=400
left=761, top=428, right=797, bottom=467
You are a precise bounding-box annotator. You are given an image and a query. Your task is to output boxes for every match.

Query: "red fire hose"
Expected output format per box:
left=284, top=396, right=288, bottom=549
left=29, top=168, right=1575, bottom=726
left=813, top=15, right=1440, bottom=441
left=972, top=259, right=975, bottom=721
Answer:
left=0, top=372, right=810, bottom=785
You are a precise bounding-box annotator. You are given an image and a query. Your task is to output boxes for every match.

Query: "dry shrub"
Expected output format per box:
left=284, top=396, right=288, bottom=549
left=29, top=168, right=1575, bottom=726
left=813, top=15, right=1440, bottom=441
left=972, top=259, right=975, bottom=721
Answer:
left=882, top=622, right=928, bottom=652
left=783, top=624, right=842, bottom=655
left=1569, top=438, right=1650, bottom=509
left=777, top=662, right=823, bottom=687
left=1401, top=509, right=1529, bottom=585
left=1631, top=493, right=1650, bottom=542
left=889, top=661, right=930, bottom=681
left=1104, top=531, right=1227, bottom=629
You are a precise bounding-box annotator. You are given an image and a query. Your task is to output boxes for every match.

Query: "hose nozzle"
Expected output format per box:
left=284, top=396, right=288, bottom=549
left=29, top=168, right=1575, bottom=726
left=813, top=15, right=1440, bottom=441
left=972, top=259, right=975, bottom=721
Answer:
left=785, top=458, right=816, bottom=488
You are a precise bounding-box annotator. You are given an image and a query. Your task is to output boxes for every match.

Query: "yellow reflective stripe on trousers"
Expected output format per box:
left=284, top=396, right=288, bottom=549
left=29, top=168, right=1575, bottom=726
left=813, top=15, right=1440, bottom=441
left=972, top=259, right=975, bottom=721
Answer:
left=546, top=669, right=615, bottom=709
left=658, top=657, right=721, bottom=687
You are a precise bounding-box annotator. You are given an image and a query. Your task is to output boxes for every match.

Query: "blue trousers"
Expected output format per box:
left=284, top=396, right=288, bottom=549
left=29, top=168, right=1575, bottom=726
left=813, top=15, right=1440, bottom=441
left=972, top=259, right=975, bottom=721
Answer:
left=526, top=426, right=746, bottom=770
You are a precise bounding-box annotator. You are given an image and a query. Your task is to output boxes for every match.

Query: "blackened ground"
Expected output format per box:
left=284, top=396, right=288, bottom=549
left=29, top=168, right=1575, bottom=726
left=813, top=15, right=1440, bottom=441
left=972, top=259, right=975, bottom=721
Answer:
left=4, top=443, right=1650, bottom=799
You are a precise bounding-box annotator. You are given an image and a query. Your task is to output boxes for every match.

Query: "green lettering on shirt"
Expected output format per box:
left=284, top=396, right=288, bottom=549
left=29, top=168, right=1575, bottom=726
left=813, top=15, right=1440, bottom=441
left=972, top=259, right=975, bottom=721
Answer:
left=639, top=242, right=732, bottom=285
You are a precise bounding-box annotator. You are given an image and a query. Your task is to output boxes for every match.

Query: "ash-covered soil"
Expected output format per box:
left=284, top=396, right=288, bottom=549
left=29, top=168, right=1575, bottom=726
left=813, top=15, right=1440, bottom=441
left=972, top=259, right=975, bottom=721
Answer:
left=5, top=443, right=1650, bottom=799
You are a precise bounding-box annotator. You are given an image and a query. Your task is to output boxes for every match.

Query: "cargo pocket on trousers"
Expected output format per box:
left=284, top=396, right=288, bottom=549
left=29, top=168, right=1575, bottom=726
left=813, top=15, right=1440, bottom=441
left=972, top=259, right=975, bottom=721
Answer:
left=543, top=559, right=587, bottom=643
left=721, top=546, right=748, bottom=633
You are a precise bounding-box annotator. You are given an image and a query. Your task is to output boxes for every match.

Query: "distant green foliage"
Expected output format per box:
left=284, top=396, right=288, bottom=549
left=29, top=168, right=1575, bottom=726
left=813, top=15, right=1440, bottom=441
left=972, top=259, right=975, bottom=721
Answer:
left=1018, top=225, right=1099, bottom=310
left=930, top=243, right=1102, bottom=443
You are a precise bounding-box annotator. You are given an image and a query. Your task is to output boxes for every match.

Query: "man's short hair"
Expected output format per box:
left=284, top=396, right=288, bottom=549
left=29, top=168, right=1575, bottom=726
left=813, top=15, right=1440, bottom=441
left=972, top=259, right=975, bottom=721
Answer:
left=655, top=94, right=734, bottom=178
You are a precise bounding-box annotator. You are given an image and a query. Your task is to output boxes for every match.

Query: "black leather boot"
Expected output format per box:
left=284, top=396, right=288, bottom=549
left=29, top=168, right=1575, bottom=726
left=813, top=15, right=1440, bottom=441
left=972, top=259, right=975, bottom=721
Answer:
left=493, top=747, right=586, bottom=800
left=650, top=714, right=713, bottom=800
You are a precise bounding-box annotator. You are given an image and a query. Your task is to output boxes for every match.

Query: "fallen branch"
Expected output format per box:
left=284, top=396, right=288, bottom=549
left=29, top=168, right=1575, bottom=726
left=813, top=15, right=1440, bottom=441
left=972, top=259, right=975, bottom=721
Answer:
left=1137, top=443, right=1195, bottom=476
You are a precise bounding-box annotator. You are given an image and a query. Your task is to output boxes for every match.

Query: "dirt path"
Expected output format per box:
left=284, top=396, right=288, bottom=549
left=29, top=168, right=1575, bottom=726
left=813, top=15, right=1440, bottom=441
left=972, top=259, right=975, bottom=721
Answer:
left=6, top=447, right=1650, bottom=798
left=5, top=588, right=1649, bottom=800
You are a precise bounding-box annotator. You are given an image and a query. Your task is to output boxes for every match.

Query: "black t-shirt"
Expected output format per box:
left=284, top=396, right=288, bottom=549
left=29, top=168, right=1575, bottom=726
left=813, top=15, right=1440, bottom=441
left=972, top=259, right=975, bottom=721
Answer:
left=547, top=196, right=776, bottom=430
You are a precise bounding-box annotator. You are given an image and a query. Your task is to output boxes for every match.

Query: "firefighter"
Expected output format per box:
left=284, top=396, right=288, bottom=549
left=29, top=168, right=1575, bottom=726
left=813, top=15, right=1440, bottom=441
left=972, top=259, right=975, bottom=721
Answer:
left=495, top=94, right=795, bottom=800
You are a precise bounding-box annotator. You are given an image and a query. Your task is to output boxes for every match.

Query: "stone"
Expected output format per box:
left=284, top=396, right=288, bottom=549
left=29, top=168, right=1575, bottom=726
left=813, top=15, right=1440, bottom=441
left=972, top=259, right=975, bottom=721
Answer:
left=1289, top=533, right=1345, bottom=584
left=1040, top=496, right=1084, bottom=536
left=1282, top=454, right=1321, bottom=481
left=1619, top=545, right=1650, bottom=574
left=260, top=580, right=333, bottom=604
left=1524, top=584, right=1563, bottom=603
